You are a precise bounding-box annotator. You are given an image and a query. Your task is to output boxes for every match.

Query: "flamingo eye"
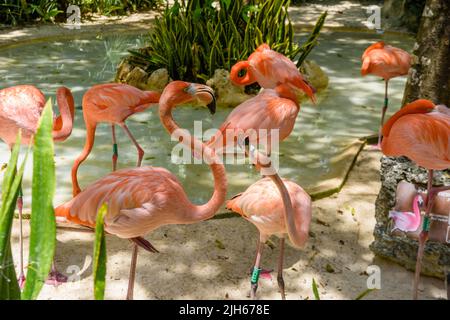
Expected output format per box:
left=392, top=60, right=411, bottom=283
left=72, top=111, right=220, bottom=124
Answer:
left=238, top=68, right=247, bottom=78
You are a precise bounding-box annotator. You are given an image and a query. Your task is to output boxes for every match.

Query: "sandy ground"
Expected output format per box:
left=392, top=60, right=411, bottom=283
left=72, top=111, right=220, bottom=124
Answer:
left=10, top=146, right=446, bottom=300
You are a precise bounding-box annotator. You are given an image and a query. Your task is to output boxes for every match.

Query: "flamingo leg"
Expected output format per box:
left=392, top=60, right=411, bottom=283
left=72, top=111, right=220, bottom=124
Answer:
left=17, top=185, right=25, bottom=289
left=412, top=170, right=450, bottom=299
left=111, top=125, right=118, bottom=171
left=376, top=79, right=389, bottom=149
left=121, top=124, right=144, bottom=167
left=126, top=244, right=139, bottom=300
left=250, top=236, right=264, bottom=300
left=277, top=237, right=286, bottom=300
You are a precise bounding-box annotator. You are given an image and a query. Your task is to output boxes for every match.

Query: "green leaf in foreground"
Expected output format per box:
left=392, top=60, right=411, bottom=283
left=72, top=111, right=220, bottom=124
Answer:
left=312, top=278, right=320, bottom=300
left=22, top=99, right=56, bottom=300
left=93, top=204, right=108, bottom=300
left=354, top=288, right=376, bottom=300
left=0, top=133, right=27, bottom=300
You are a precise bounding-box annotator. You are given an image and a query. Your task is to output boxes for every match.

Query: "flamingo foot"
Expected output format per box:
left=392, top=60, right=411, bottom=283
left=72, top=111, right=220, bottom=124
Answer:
left=18, top=273, right=26, bottom=289
left=45, top=269, right=68, bottom=286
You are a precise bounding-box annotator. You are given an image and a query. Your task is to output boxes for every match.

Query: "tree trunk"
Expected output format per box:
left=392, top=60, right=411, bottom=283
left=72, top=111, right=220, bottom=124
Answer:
left=402, top=0, right=450, bottom=105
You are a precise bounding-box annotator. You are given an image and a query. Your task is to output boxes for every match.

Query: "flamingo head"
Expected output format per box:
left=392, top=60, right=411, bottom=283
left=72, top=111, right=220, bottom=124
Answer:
left=230, top=61, right=257, bottom=86
left=160, top=81, right=216, bottom=114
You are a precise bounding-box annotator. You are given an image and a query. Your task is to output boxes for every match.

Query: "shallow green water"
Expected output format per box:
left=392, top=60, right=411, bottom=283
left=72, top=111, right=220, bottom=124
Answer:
left=0, top=30, right=414, bottom=206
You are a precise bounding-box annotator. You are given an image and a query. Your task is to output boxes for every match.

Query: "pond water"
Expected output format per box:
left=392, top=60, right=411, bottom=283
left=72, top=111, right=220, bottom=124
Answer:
left=0, top=30, right=414, bottom=206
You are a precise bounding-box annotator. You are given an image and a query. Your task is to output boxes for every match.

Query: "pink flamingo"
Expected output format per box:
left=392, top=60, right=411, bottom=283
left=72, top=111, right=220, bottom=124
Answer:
left=207, top=83, right=303, bottom=155
left=56, top=81, right=226, bottom=300
left=389, top=194, right=422, bottom=233
left=0, top=84, right=75, bottom=286
left=226, top=151, right=311, bottom=299
left=381, top=99, right=450, bottom=299
left=72, top=83, right=160, bottom=196
left=230, top=44, right=316, bottom=103
left=390, top=181, right=450, bottom=234
left=361, top=41, right=411, bottom=147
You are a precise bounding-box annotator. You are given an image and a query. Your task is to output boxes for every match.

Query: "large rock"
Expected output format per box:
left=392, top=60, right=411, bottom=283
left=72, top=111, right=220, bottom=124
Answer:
left=145, top=68, right=171, bottom=92
left=370, top=156, right=449, bottom=279
left=206, top=69, right=253, bottom=107
left=299, top=60, right=329, bottom=100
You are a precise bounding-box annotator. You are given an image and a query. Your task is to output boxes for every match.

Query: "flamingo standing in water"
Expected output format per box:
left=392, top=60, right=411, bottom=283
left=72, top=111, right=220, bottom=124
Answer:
left=0, top=85, right=75, bottom=286
left=56, top=81, right=226, bottom=300
left=381, top=99, right=450, bottom=299
left=226, top=150, right=311, bottom=299
left=230, top=43, right=316, bottom=103
left=361, top=41, right=411, bottom=147
left=72, top=83, right=160, bottom=196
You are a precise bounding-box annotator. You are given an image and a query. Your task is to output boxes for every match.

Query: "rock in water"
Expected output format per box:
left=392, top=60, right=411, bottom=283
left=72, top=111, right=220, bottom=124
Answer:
left=206, top=69, right=254, bottom=108
left=370, top=156, right=450, bottom=279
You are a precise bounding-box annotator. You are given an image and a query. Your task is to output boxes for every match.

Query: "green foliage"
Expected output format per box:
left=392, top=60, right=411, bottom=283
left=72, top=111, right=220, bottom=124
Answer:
left=22, top=99, right=57, bottom=300
left=0, top=0, right=161, bottom=26
left=129, top=0, right=327, bottom=82
left=0, top=133, right=27, bottom=300
left=0, top=99, right=58, bottom=300
left=70, top=0, right=161, bottom=16
left=0, top=0, right=61, bottom=25
left=312, top=278, right=320, bottom=300
left=93, top=204, right=107, bottom=300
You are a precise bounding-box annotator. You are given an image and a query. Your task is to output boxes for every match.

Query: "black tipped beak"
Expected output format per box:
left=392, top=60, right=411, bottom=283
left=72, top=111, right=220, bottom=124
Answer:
left=207, top=94, right=216, bottom=115
left=196, top=85, right=216, bottom=115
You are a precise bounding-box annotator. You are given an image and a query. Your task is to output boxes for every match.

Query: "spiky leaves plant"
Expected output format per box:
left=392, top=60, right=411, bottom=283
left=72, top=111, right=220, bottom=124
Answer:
left=128, top=0, right=327, bottom=83
left=0, top=133, right=27, bottom=300
left=22, top=99, right=57, bottom=300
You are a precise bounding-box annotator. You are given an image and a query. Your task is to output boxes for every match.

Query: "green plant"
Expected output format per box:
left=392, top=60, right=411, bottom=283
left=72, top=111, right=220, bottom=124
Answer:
left=0, top=0, right=161, bottom=26
left=93, top=204, right=107, bottom=300
left=0, top=133, right=27, bottom=300
left=0, top=99, right=57, bottom=300
left=22, top=100, right=57, bottom=300
left=0, top=0, right=61, bottom=25
left=128, top=0, right=326, bottom=82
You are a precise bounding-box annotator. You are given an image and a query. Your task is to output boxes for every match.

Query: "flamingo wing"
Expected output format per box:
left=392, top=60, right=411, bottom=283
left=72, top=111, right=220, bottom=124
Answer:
left=250, top=49, right=315, bottom=100
left=57, top=166, right=190, bottom=238
left=227, top=178, right=311, bottom=237
left=84, top=83, right=158, bottom=113
left=207, top=90, right=299, bottom=152
left=0, top=85, right=45, bottom=135
left=382, top=112, right=450, bottom=170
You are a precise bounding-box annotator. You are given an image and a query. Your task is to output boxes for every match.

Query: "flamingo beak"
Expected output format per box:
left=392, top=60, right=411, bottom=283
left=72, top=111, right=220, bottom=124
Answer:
left=190, top=84, right=216, bottom=114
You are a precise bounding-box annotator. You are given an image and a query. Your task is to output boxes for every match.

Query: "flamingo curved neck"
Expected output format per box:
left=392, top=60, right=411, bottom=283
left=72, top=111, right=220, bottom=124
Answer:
left=412, top=195, right=421, bottom=221
left=268, top=173, right=308, bottom=248
left=159, top=102, right=227, bottom=222
left=52, top=87, right=75, bottom=141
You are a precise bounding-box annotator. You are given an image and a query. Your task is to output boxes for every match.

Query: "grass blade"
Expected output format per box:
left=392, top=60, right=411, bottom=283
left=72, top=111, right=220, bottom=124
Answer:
left=0, top=133, right=26, bottom=300
left=22, top=99, right=56, bottom=300
left=354, top=288, right=376, bottom=300
left=93, top=204, right=108, bottom=300
left=312, top=278, right=320, bottom=300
